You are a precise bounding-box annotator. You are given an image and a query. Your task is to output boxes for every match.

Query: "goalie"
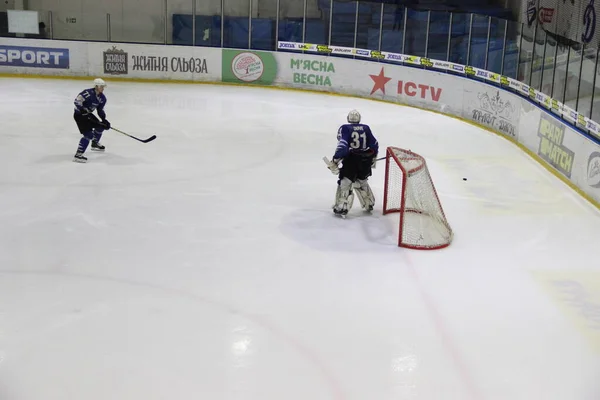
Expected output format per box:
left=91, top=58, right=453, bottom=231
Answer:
left=326, top=110, right=379, bottom=217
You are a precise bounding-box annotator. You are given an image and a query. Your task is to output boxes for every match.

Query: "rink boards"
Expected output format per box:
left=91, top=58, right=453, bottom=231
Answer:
left=1, top=37, right=599, bottom=208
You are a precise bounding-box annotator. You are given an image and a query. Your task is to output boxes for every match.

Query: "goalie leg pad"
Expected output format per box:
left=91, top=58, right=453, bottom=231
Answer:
left=333, top=177, right=354, bottom=214
left=353, top=179, right=375, bottom=211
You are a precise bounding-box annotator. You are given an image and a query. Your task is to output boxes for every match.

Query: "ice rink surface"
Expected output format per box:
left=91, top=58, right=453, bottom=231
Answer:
left=1, top=77, right=600, bottom=400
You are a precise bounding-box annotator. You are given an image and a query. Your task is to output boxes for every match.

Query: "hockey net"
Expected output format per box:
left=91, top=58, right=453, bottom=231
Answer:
left=383, top=147, right=453, bottom=250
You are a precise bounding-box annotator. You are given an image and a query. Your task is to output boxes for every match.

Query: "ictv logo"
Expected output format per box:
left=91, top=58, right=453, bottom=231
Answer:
left=368, top=67, right=442, bottom=102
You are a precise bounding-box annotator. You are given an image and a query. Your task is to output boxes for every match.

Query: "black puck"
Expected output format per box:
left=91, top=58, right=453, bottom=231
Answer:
left=463, top=178, right=467, bottom=181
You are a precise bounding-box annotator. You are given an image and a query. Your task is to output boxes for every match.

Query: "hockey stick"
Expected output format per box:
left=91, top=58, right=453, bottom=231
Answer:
left=111, top=127, right=157, bottom=143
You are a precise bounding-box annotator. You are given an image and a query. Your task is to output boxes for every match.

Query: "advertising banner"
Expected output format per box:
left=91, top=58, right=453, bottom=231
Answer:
left=362, top=64, right=461, bottom=116
left=517, top=104, right=600, bottom=204
left=462, top=80, right=521, bottom=141
left=0, top=45, right=69, bottom=69
left=272, top=53, right=460, bottom=116
left=581, top=137, right=600, bottom=204
left=587, top=151, right=600, bottom=189
left=536, top=112, right=576, bottom=179
left=0, top=38, right=86, bottom=75
left=88, top=42, right=221, bottom=82
left=221, top=50, right=277, bottom=85
left=273, top=52, right=345, bottom=94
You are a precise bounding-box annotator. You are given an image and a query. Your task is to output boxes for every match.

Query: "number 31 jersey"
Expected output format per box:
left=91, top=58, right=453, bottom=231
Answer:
left=334, top=123, right=379, bottom=160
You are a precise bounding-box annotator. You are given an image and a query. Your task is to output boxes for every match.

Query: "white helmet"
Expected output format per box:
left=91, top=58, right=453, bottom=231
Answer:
left=347, top=109, right=361, bottom=124
left=93, top=78, right=107, bottom=88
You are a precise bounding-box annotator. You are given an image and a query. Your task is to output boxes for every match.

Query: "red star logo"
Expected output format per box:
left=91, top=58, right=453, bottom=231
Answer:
left=369, top=67, right=392, bottom=95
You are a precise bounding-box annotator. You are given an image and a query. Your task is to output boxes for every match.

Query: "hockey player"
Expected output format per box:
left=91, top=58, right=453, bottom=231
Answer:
left=73, top=78, right=111, bottom=163
left=326, top=109, right=379, bottom=217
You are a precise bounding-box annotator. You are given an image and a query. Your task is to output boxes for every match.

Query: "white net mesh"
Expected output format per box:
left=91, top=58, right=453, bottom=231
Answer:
left=383, top=147, right=453, bottom=250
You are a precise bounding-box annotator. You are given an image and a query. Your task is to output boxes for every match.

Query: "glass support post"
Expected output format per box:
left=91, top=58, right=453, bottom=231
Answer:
left=446, top=12, right=453, bottom=62
left=466, top=14, right=473, bottom=65
left=424, top=10, right=431, bottom=58
left=484, top=16, right=491, bottom=69
left=500, top=20, right=507, bottom=74
left=275, top=0, right=280, bottom=49
left=378, top=2, right=383, bottom=51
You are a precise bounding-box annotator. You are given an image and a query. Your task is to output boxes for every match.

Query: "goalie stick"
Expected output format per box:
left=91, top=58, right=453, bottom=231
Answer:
left=111, top=127, right=157, bottom=143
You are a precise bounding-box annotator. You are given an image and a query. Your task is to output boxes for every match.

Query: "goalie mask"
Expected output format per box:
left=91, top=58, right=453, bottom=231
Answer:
left=347, top=109, right=361, bottom=124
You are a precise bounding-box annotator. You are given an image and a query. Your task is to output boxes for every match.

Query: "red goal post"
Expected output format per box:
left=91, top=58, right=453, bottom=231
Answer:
left=383, top=147, right=453, bottom=250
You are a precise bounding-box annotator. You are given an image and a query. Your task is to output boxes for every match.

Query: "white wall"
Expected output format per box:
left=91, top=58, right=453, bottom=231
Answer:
left=26, top=0, right=169, bottom=42
left=1, top=0, right=17, bottom=12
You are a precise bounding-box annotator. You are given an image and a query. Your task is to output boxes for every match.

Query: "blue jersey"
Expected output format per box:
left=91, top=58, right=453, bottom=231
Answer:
left=74, top=88, right=107, bottom=119
left=333, top=123, right=379, bottom=160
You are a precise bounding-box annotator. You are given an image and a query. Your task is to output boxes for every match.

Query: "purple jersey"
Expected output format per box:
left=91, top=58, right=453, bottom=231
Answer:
left=74, top=88, right=107, bottom=120
left=333, top=123, right=379, bottom=160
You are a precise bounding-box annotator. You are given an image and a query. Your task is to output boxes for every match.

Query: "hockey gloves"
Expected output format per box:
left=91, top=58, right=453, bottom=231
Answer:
left=327, top=158, right=340, bottom=175
left=86, top=114, right=110, bottom=131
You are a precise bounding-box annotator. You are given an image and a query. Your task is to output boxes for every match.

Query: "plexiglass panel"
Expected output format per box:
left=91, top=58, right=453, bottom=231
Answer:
left=303, top=0, right=327, bottom=45
left=486, top=17, right=506, bottom=73
left=552, top=42, right=571, bottom=102
left=563, top=46, right=584, bottom=113
left=404, top=9, right=428, bottom=57
left=355, top=1, right=375, bottom=49
left=468, top=14, right=489, bottom=68
left=517, top=22, right=534, bottom=83
left=529, top=23, right=547, bottom=90
left=427, top=11, right=450, bottom=61
left=449, top=12, right=469, bottom=65
left=278, top=0, right=304, bottom=45
left=252, top=0, right=275, bottom=49
left=169, top=0, right=193, bottom=45
left=576, top=45, right=598, bottom=118
left=502, top=19, right=521, bottom=78
left=538, top=34, right=557, bottom=96
left=379, top=2, right=402, bottom=53
left=330, top=0, right=356, bottom=48
left=591, top=50, right=600, bottom=122
left=111, top=0, right=165, bottom=44
left=195, top=0, right=222, bottom=47
left=223, top=0, right=249, bottom=49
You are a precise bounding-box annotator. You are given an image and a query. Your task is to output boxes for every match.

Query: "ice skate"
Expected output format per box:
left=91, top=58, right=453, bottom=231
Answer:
left=91, top=140, right=105, bottom=151
left=73, top=152, right=87, bottom=163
